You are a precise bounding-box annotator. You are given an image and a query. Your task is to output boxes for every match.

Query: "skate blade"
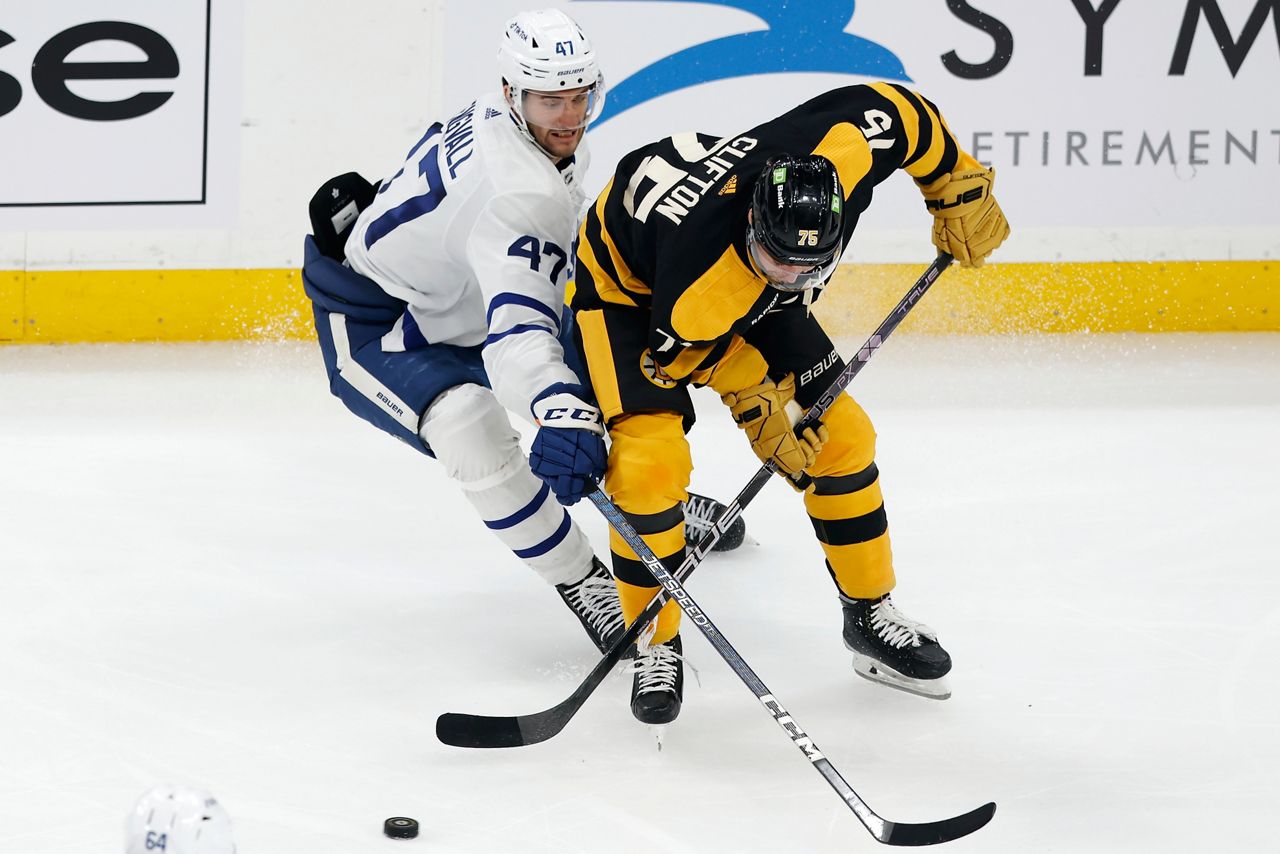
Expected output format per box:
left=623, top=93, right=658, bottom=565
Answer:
left=850, top=651, right=951, bottom=701
left=649, top=724, right=669, bottom=751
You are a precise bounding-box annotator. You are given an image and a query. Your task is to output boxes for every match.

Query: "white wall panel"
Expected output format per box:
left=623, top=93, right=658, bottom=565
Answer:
left=3, top=0, right=1278, bottom=267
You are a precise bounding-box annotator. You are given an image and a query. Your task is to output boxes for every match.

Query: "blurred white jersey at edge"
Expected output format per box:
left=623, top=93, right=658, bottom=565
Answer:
left=125, top=785, right=235, bottom=854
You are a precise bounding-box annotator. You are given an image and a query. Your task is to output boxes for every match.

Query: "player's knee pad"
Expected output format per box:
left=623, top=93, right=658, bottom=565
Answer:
left=419, top=384, right=523, bottom=491
left=604, top=412, right=691, bottom=566
left=423, top=384, right=592, bottom=585
left=810, top=394, right=877, bottom=479
left=604, top=412, right=691, bottom=516
left=803, top=394, right=894, bottom=599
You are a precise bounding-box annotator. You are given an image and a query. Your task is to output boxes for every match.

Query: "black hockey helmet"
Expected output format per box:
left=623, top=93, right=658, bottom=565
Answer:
left=747, top=154, right=844, bottom=291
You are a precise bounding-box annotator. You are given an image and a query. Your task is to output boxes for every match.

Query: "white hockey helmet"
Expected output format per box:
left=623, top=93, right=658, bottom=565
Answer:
left=498, top=9, right=606, bottom=141
left=125, top=785, right=236, bottom=854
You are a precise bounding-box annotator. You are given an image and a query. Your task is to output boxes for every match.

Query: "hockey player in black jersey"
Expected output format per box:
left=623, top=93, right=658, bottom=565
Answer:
left=571, top=83, right=1009, bottom=723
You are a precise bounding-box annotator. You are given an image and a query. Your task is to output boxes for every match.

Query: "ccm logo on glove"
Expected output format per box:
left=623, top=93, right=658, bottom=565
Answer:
left=539, top=406, right=599, bottom=425
left=529, top=383, right=607, bottom=506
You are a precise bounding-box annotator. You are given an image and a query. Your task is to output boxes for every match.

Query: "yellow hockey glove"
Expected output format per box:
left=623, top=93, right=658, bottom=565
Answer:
left=919, top=165, right=1010, bottom=268
left=721, top=374, right=830, bottom=477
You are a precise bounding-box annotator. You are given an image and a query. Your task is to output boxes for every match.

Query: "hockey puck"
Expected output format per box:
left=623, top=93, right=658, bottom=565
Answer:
left=384, top=817, right=419, bottom=840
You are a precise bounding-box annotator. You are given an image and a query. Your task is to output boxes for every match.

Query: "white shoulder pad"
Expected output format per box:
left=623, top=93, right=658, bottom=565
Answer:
left=474, top=92, right=565, bottom=198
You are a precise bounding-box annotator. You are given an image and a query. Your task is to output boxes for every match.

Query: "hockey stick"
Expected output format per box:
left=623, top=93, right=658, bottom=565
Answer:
left=438, top=264, right=993, bottom=844
left=437, top=253, right=953, bottom=749
left=586, top=460, right=994, bottom=847
left=582, top=258, right=993, bottom=846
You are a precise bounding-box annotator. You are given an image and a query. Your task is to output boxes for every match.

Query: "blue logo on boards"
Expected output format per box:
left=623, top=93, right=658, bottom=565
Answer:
left=581, top=0, right=911, bottom=127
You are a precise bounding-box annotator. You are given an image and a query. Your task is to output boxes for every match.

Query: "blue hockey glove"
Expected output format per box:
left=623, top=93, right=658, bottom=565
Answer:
left=529, top=383, right=607, bottom=506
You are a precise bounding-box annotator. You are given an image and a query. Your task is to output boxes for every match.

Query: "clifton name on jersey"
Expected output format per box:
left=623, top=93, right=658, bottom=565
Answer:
left=573, top=83, right=973, bottom=381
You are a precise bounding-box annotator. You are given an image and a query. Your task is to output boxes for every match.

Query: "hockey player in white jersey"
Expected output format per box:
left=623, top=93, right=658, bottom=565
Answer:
left=300, top=10, right=743, bottom=656
left=300, top=9, right=621, bottom=651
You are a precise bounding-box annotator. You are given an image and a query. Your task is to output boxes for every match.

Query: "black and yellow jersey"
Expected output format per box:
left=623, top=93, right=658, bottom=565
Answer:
left=573, top=83, right=977, bottom=381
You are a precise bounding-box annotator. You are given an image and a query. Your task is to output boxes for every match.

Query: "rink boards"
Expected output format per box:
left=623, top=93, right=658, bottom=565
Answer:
left=1, top=260, right=1276, bottom=343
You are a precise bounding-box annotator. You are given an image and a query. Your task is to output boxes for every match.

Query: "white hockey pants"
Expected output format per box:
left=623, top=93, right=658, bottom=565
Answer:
left=419, top=384, right=592, bottom=587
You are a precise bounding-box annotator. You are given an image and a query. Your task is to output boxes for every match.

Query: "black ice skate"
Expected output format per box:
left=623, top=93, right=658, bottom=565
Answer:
left=630, top=634, right=684, bottom=726
left=841, top=593, right=952, bottom=700
left=682, top=491, right=747, bottom=552
left=556, top=557, right=626, bottom=654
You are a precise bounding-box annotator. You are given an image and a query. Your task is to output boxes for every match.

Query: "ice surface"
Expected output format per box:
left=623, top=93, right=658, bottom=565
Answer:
left=1, top=335, right=1278, bottom=853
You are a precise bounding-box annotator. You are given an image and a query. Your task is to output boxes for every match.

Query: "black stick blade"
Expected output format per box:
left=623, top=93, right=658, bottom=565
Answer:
left=436, top=617, right=636, bottom=749
left=878, top=802, right=996, bottom=847
left=436, top=713, right=532, bottom=749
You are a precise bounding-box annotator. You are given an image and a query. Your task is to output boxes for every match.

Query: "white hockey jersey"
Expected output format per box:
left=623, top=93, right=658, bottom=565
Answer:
left=345, top=91, right=590, bottom=422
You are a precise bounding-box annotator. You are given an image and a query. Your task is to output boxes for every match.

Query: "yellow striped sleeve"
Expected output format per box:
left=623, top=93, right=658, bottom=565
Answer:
left=810, top=122, right=874, bottom=199
left=868, top=82, right=922, bottom=163
left=892, top=87, right=951, bottom=179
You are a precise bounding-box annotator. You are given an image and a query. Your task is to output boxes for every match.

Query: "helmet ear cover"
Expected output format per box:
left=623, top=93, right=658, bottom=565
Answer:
left=749, top=154, right=844, bottom=268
